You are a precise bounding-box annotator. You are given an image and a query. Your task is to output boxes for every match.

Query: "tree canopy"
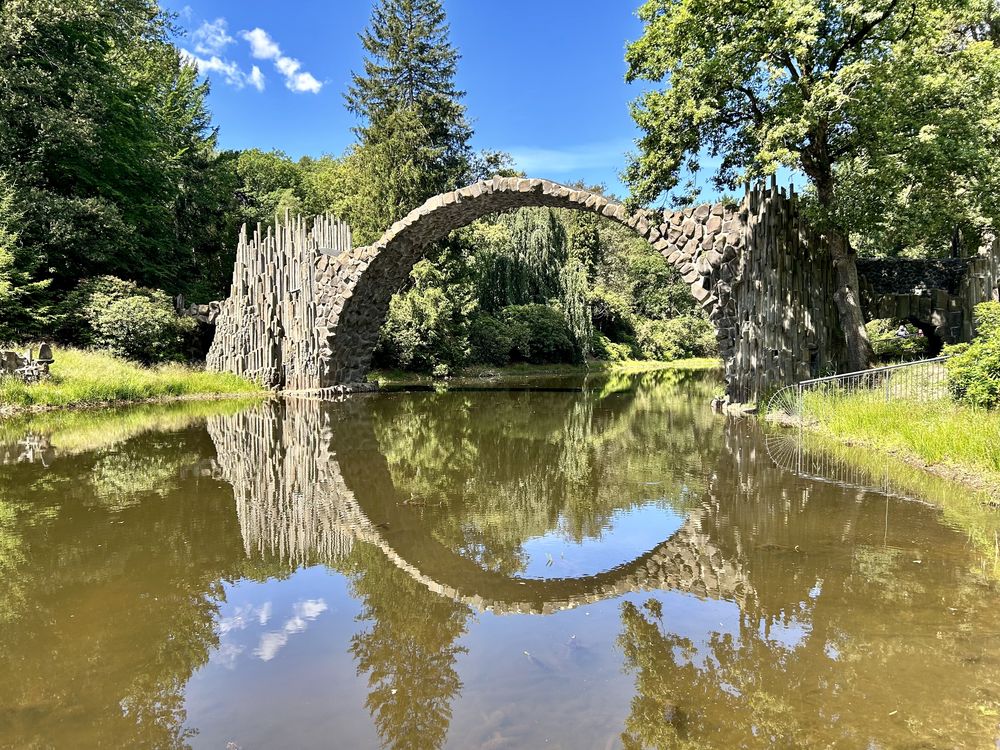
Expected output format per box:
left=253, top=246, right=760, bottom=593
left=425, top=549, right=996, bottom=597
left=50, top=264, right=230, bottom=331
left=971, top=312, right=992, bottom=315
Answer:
left=624, top=0, right=1000, bottom=368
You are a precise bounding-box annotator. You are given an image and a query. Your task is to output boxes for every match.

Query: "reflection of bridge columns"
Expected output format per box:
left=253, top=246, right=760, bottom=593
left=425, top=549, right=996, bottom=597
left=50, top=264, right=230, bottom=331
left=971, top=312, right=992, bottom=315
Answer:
left=208, top=399, right=756, bottom=611
left=208, top=401, right=357, bottom=567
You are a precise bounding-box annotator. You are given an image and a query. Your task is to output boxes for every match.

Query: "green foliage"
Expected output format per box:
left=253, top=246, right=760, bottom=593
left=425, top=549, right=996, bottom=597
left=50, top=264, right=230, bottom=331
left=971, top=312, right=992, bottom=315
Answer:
left=0, top=0, right=236, bottom=321
left=0, top=171, right=48, bottom=341
left=946, top=302, right=1000, bottom=409
left=591, top=332, right=635, bottom=363
left=65, top=276, right=198, bottom=364
left=634, top=316, right=718, bottom=362
left=624, top=0, right=1000, bottom=259
left=468, top=313, right=514, bottom=366
left=973, top=300, right=1000, bottom=336
left=375, top=259, right=474, bottom=372
left=503, top=304, right=581, bottom=364
left=474, top=208, right=567, bottom=310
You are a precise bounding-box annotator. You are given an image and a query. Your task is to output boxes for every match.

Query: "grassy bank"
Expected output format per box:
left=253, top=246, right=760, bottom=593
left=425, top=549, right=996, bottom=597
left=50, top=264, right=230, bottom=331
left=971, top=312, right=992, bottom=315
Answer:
left=370, top=358, right=722, bottom=386
left=799, top=391, right=1000, bottom=497
left=0, top=348, right=263, bottom=413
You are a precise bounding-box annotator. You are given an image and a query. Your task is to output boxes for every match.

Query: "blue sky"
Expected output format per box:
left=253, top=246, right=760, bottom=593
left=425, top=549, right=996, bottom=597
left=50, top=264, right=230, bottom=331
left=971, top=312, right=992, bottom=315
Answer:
left=165, top=0, right=662, bottom=198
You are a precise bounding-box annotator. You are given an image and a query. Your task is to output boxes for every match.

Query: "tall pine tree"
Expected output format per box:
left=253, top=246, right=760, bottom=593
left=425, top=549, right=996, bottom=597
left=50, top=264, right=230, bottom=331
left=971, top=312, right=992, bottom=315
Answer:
left=343, top=0, right=472, bottom=242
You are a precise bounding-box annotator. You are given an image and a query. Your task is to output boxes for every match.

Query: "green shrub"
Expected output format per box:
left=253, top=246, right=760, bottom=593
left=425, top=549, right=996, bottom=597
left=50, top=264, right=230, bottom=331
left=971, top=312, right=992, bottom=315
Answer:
left=634, top=315, right=718, bottom=361
left=468, top=313, right=514, bottom=365
left=67, top=276, right=197, bottom=364
left=590, top=332, right=636, bottom=362
left=946, top=302, right=1000, bottom=409
left=503, top=304, right=580, bottom=364
left=374, top=260, right=473, bottom=372
left=973, top=301, right=1000, bottom=337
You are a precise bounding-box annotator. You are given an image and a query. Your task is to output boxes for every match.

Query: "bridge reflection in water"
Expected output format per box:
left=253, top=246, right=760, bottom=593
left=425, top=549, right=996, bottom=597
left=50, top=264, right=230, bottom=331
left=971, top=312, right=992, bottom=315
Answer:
left=207, top=393, right=756, bottom=614
left=3, top=373, right=999, bottom=749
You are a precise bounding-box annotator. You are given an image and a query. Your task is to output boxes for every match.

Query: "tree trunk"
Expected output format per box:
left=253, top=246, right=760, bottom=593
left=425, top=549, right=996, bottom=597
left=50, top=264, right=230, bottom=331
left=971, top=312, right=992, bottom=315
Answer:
left=808, top=157, right=874, bottom=373
left=827, top=227, right=874, bottom=372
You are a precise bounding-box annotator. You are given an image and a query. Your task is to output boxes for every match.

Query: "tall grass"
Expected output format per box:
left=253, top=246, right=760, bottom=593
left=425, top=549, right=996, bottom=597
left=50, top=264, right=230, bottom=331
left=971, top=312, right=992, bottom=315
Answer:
left=804, top=390, right=1000, bottom=487
left=0, top=348, right=262, bottom=409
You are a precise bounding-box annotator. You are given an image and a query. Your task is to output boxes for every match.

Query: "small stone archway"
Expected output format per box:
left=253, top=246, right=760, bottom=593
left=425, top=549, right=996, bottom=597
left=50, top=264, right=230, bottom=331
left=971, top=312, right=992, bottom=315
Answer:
left=322, top=177, right=739, bottom=384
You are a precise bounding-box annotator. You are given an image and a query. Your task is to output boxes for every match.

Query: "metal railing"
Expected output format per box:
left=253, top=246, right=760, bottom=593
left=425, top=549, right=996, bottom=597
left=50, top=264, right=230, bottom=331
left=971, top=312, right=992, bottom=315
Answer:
left=767, top=356, right=951, bottom=424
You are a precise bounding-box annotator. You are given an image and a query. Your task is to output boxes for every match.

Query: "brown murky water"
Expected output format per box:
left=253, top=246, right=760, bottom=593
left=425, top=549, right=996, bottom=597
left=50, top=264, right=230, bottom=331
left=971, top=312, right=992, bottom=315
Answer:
left=1, top=369, right=999, bottom=749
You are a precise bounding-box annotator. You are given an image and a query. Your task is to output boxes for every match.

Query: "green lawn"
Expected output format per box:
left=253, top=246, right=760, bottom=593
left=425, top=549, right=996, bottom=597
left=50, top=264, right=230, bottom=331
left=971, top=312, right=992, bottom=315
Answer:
left=370, top=357, right=722, bottom=386
left=800, top=389, right=1000, bottom=493
left=0, top=348, right=263, bottom=411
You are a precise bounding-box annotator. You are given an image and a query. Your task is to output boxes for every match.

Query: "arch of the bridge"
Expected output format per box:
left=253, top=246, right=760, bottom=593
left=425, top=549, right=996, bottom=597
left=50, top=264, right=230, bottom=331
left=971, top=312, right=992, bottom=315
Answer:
left=347, top=502, right=755, bottom=614
left=322, top=177, right=740, bottom=384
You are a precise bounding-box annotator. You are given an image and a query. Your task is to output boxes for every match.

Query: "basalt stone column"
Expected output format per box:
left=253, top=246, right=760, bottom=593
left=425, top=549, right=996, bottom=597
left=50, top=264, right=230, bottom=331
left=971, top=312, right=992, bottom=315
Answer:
left=207, top=213, right=354, bottom=389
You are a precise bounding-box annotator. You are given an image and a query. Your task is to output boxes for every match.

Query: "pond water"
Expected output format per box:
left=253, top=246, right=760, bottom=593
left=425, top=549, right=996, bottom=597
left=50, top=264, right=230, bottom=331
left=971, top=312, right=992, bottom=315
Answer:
left=1, top=369, right=999, bottom=749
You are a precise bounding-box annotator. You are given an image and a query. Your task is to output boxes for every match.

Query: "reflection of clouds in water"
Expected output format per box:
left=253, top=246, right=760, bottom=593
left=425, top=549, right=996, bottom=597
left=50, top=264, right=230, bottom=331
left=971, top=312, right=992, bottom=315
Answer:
left=213, top=598, right=327, bottom=666
left=254, top=599, right=328, bottom=662
left=212, top=641, right=246, bottom=670
left=217, top=602, right=273, bottom=635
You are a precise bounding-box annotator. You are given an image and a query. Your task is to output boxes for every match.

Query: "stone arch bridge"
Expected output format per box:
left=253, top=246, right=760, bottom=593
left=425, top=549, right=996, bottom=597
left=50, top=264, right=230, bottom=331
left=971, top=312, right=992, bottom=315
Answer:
left=208, top=178, right=849, bottom=404
left=206, top=177, right=1000, bottom=404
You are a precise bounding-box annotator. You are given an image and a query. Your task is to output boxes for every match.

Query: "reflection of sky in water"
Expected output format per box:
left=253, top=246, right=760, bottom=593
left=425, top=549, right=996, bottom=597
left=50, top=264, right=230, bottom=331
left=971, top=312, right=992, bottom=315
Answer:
left=209, top=570, right=333, bottom=669
left=517, top=501, right=686, bottom=579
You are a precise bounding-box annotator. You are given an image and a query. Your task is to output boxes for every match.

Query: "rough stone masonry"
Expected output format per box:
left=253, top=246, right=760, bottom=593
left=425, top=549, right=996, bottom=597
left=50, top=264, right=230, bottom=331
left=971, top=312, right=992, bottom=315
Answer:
left=206, top=177, right=999, bottom=404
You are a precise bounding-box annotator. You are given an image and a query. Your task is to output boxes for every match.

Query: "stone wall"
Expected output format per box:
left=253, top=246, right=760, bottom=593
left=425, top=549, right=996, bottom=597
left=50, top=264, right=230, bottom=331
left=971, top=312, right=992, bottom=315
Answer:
left=206, top=178, right=856, bottom=403
left=857, top=240, right=1000, bottom=344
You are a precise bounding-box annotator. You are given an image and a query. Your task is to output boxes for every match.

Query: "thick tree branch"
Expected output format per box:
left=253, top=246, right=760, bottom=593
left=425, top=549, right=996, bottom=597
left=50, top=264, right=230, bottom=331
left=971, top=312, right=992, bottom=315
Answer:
left=735, top=85, right=765, bottom=124
left=828, top=0, right=902, bottom=71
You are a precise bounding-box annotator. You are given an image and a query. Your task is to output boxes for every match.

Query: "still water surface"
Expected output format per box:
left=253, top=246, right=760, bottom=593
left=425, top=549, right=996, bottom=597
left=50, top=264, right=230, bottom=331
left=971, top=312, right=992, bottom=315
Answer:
left=1, top=370, right=999, bottom=748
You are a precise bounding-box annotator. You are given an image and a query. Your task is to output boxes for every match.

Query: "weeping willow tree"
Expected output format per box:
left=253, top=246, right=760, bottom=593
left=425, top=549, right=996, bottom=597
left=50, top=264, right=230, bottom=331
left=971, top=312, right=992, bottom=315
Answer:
left=473, top=207, right=592, bottom=351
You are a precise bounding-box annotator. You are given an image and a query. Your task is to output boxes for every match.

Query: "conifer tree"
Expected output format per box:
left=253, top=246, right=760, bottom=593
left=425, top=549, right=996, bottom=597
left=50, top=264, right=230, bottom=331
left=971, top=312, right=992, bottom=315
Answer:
left=345, top=0, right=472, bottom=229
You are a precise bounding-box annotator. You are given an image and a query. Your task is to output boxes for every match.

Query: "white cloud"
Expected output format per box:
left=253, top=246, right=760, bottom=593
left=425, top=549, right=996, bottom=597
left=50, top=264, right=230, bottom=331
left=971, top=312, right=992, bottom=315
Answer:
left=192, top=18, right=234, bottom=56
left=179, top=48, right=264, bottom=92
left=253, top=599, right=328, bottom=662
left=241, top=27, right=323, bottom=94
left=507, top=140, right=632, bottom=175
left=243, top=27, right=281, bottom=60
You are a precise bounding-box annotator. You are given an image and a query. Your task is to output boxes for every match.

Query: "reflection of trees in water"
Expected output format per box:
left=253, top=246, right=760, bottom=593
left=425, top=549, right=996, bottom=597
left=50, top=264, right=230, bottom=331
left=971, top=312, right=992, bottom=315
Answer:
left=348, top=543, right=471, bottom=750
left=0, top=423, right=261, bottom=749
left=616, top=420, right=1000, bottom=749
left=369, top=371, right=722, bottom=575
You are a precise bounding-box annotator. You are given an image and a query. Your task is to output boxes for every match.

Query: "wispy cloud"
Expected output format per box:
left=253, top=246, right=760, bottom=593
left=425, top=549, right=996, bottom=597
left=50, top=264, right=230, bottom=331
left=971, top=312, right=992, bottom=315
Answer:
left=192, top=18, right=234, bottom=56
left=506, top=140, right=632, bottom=176
left=242, top=27, right=323, bottom=94
left=253, top=599, right=328, bottom=662
left=179, top=48, right=265, bottom=92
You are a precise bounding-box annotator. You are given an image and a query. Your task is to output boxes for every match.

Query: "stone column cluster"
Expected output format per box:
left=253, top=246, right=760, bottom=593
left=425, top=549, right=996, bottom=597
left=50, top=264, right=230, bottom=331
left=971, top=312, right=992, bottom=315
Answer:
left=206, top=213, right=353, bottom=390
